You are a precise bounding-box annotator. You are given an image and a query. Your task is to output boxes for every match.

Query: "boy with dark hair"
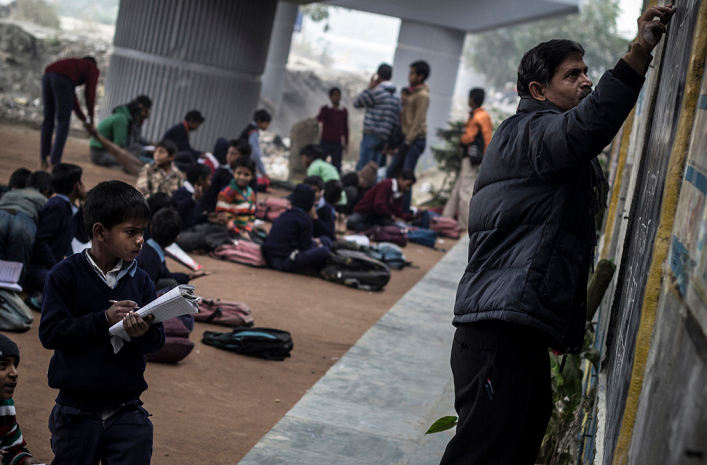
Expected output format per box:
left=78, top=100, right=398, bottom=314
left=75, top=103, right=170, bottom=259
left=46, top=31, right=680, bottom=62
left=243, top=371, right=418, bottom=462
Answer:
left=39, top=180, right=165, bottom=465
left=386, top=60, right=431, bottom=215
left=316, top=87, right=349, bottom=173
left=41, top=56, right=99, bottom=168
left=161, top=110, right=205, bottom=164
left=442, top=87, right=493, bottom=230
left=137, top=207, right=207, bottom=290
left=200, top=139, right=252, bottom=216
left=0, top=171, right=52, bottom=284
left=341, top=161, right=378, bottom=215
left=136, top=139, right=186, bottom=198
left=303, top=175, right=330, bottom=241
left=89, top=101, right=143, bottom=167
left=347, top=169, right=416, bottom=231
left=301, top=144, right=347, bottom=205
left=173, top=163, right=211, bottom=229
left=316, top=180, right=342, bottom=241
left=7, top=168, right=32, bottom=191
left=25, top=163, right=87, bottom=293
left=262, top=184, right=331, bottom=274
left=0, top=334, right=41, bottom=464
left=239, top=109, right=272, bottom=190
left=216, top=156, right=257, bottom=236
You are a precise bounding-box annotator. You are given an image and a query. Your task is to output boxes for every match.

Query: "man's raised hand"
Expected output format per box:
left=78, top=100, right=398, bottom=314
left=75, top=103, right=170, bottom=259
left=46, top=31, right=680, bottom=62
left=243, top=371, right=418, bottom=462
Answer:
left=637, top=4, right=675, bottom=54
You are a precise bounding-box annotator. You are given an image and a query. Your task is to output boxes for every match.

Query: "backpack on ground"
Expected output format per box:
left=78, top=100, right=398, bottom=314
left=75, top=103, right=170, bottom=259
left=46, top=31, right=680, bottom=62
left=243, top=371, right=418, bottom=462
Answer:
left=363, top=242, right=411, bottom=270
left=407, top=227, right=438, bottom=248
left=363, top=225, right=408, bottom=247
left=0, top=290, right=33, bottom=332
left=210, top=240, right=267, bottom=268
left=202, top=327, right=293, bottom=361
left=320, top=249, right=391, bottom=291
left=145, top=318, right=194, bottom=363
left=195, top=298, right=254, bottom=327
left=430, top=216, right=461, bottom=239
left=270, top=179, right=296, bottom=191
left=255, top=198, right=289, bottom=222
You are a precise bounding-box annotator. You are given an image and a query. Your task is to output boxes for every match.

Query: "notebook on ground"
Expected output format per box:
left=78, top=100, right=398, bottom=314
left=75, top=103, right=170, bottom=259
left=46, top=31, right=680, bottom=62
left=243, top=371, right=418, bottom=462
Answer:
left=0, top=260, right=23, bottom=292
left=109, top=284, right=201, bottom=353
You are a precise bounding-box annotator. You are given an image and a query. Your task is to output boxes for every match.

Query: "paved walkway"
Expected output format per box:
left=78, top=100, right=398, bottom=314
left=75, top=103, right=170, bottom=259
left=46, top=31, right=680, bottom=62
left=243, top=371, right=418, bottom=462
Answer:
left=238, top=237, right=469, bottom=464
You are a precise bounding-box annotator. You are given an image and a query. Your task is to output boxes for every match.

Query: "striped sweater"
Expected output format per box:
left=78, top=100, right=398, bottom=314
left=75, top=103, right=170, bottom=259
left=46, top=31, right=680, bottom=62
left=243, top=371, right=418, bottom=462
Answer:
left=353, top=82, right=402, bottom=138
left=216, top=180, right=256, bottom=233
left=0, top=399, right=30, bottom=465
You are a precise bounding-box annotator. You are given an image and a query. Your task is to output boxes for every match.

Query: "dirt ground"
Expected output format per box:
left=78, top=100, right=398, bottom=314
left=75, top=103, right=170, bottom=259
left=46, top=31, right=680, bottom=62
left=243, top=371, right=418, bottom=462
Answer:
left=0, top=123, right=457, bottom=464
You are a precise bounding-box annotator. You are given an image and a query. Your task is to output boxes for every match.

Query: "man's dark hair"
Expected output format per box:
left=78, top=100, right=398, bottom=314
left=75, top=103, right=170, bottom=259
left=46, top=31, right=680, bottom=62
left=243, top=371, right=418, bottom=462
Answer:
left=51, top=163, right=82, bottom=196
left=83, top=56, right=97, bottom=65
left=150, top=208, right=183, bottom=248
left=25, top=171, right=52, bottom=196
left=410, top=61, right=430, bottom=81
left=303, top=175, right=324, bottom=191
left=329, top=87, right=341, bottom=97
left=156, top=139, right=178, bottom=157
left=253, top=109, right=271, bottom=123
left=233, top=155, right=256, bottom=174
left=469, top=88, right=485, bottom=107
left=184, top=110, right=205, bottom=123
left=135, top=95, right=152, bottom=108
left=146, top=192, right=176, bottom=220
left=399, top=168, right=417, bottom=184
left=230, top=139, right=252, bottom=157
left=83, top=181, right=151, bottom=239
left=8, top=168, right=31, bottom=190
left=323, top=179, right=343, bottom=205
left=300, top=143, right=324, bottom=160
left=186, top=164, right=211, bottom=185
left=377, top=63, right=392, bottom=81
left=517, top=39, right=585, bottom=97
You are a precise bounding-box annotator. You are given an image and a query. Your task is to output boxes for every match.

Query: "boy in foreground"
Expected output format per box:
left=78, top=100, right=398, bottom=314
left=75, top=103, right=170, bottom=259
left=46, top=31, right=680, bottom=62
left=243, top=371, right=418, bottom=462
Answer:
left=39, top=180, right=165, bottom=465
left=0, top=334, right=41, bottom=464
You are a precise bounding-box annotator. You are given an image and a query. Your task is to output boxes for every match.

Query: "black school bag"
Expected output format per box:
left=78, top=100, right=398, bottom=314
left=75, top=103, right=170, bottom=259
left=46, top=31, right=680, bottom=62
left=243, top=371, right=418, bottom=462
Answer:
left=202, top=328, right=293, bottom=361
left=320, top=249, right=391, bottom=291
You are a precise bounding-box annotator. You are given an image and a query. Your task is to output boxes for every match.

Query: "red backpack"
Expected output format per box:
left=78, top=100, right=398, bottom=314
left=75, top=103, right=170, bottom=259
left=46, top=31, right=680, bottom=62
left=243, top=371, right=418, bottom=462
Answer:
left=255, top=198, right=289, bottom=222
left=195, top=298, right=254, bottom=327
left=363, top=225, right=409, bottom=247
left=145, top=318, right=195, bottom=364
left=430, top=216, right=461, bottom=239
left=210, top=240, right=267, bottom=268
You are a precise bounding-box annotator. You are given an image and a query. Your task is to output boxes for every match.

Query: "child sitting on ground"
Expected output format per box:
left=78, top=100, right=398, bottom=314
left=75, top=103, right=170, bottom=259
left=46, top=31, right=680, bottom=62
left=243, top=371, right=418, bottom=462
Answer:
left=200, top=139, right=252, bottom=216
left=300, top=144, right=347, bottom=205
left=303, top=176, right=339, bottom=243
left=216, top=156, right=257, bottom=237
left=261, top=183, right=331, bottom=274
left=347, top=168, right=417, bottom=232
left=319, top=180, right=343, bottom=241
left=136, top=139, right=186, bottom=198
left=340, top=161, right=378, bottom=215
left=39, top=180, right=165, bottom=464
left=0, top=334, right=41, bottom=465
left=173, top=163, right=211, bottom=229
left=26, top=163, right=88, bottom=294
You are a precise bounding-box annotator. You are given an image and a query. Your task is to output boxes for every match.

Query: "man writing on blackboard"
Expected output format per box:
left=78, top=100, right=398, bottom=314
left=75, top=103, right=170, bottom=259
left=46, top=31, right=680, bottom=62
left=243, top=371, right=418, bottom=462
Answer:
left=441, top=5, right=675, bottom=465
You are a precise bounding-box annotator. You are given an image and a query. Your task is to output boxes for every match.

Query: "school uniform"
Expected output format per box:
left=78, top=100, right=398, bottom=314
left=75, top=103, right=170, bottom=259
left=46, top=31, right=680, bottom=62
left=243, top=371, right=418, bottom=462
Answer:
left=162, top=122, right=201, bottom=163
left=347, top=178, right=412, bottom=231
left=313, top=197, right=336, bottom=241
left=173, top=182, right=201, bottom=229
left=136, top=239, right=190, bottom=288
left=39, top=250, right=164, bottom=465
left=306, top=158, right=347, bottom=205
left=199, top=166, right=233, bottom=214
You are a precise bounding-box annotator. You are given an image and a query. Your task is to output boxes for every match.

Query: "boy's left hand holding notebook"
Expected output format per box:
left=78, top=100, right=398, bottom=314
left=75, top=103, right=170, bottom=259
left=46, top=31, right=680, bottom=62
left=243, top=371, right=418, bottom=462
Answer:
left=106, top=300, right=155, bottom=338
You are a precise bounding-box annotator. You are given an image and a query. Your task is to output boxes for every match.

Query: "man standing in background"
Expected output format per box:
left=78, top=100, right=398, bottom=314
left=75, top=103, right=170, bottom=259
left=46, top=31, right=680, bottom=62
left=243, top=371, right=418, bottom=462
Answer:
left=316, top=87, right=349, bottom=173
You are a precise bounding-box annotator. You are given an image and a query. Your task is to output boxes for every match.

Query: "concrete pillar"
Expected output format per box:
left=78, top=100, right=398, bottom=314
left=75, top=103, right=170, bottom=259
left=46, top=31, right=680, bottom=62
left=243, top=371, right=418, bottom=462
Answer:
left=392, top=20, right=465, bottom=168
left=102, top=0, right=278, bottom=152
left=260, top=1, right=298, bottom=115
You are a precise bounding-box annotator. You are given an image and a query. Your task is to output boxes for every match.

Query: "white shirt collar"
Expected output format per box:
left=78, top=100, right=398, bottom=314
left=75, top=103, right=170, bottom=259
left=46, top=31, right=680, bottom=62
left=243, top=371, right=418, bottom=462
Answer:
left=390, top=178, right=403, bottom=199
left=183, top=180, right=195, bottom=194
left=85, top=249, right=124, bottom=289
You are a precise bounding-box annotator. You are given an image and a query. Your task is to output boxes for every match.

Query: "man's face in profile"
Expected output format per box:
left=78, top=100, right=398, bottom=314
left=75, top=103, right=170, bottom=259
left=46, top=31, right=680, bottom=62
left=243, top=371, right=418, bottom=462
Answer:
left=542, top=53, right=593, bottom=111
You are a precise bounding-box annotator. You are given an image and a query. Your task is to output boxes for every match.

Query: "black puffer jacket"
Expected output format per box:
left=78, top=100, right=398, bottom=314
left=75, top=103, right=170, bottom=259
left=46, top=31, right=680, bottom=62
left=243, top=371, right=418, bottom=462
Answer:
left=453, top=60, right=644, bottom=353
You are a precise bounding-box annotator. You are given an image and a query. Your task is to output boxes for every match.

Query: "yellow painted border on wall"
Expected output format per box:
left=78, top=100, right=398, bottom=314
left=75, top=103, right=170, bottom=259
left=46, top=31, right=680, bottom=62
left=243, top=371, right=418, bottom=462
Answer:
left=612, top=2, right=707, bottom=464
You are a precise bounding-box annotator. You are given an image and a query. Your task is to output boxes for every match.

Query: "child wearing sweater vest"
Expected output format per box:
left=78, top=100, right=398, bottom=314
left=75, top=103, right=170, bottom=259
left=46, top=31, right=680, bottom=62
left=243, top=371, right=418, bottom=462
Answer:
left=216, top=156, right=257, bottom=236
left=39, top=180, right=165, bottom=465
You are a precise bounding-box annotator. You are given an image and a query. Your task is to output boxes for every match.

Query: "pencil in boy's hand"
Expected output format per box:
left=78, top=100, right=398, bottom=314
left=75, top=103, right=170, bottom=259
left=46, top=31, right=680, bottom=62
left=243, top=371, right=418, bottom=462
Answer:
left=109, top=300, right=139, bottom=309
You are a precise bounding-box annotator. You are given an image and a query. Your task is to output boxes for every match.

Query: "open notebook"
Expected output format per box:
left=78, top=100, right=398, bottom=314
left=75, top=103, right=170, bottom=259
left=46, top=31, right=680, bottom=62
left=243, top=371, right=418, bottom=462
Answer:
left=109, top=284, right=200, bottom=353
left=0, top=260, right=23, bottom=292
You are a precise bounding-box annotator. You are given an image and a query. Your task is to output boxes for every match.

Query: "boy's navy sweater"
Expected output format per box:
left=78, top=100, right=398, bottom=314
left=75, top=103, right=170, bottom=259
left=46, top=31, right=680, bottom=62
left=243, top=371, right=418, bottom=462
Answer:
left=32, top=196, right=87, bottom=268
left=162, top=122, right=200, bottom=160
left=198, top=167, right=233, bottom=215
left=38, top=252, right=165, bottom=410
left=261, top=208, right=314, bottom=260
left=172, top=186, right=206, bottom=228
left=313, top=202, right=336, bottom=241
left=136, top=241, right=190, bottom=285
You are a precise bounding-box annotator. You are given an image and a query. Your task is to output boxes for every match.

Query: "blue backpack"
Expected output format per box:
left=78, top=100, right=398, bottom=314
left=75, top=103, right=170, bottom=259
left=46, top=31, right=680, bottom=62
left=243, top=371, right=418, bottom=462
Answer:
left=407, top=227, right=437, bottom=248
left=364, top=242, right=411, bottom=270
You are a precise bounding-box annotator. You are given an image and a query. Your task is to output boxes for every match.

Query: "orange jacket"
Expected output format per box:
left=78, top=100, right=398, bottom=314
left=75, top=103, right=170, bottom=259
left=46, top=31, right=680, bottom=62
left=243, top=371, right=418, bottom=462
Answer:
left=460, top=107, right=493, bottom=152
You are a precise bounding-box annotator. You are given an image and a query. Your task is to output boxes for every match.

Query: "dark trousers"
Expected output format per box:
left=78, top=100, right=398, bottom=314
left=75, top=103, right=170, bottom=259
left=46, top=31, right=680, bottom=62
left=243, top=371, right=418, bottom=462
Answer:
left=386, top=137, right=425, bottom=214
left=320, top=140, right=343, bottom=173
left=346, top=212, right=394, bottom=232
left=268, top=245, right=331, bottom=273
left=0, top=211, right=36, bottom=285
left=49, top=402, right=153, bottom=465
left=41, top=73, right=75, bottom=166
left=440, top=320, right=553, bottom=465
